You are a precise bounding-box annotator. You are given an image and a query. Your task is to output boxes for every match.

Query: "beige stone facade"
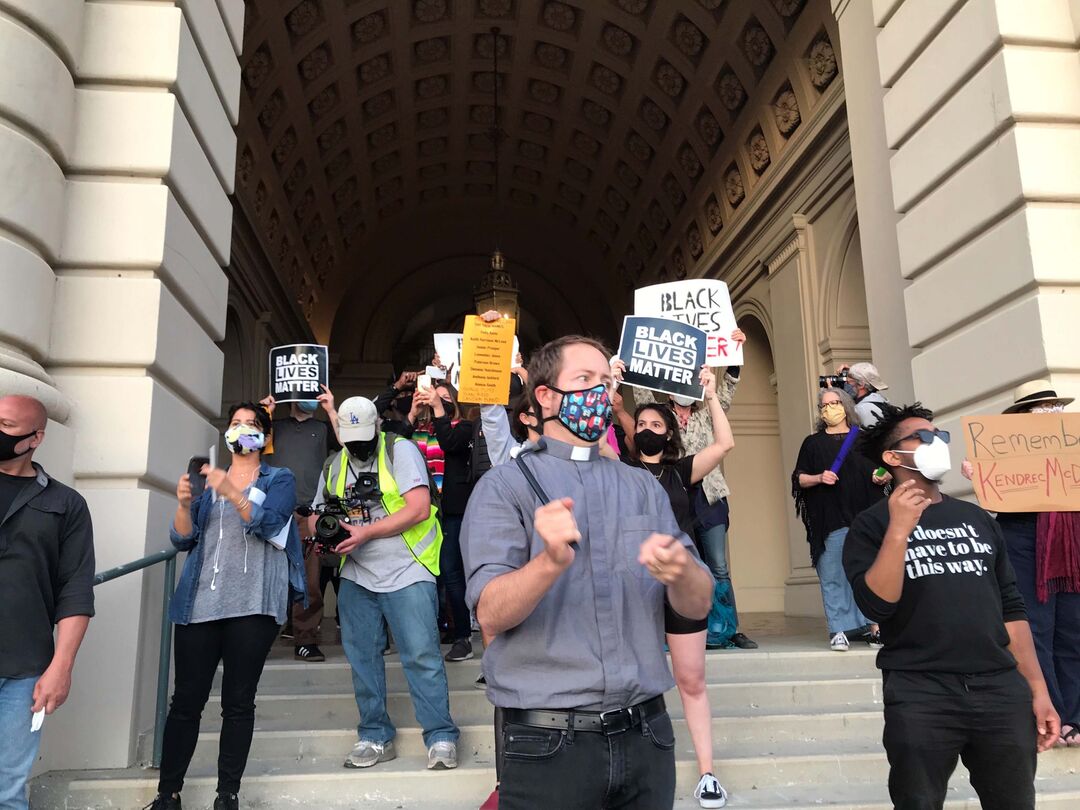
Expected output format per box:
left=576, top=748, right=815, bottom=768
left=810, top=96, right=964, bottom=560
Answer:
left=2, top=0, right=1078, bottom=776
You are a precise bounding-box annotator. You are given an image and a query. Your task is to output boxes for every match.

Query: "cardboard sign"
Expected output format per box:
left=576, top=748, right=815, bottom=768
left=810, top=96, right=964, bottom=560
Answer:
left=962, top=412, right=1080, bottom=512
left=634, top=280, right=743, bottom=365
left=618, top=316, right=706, bottom=400
left=434, top=330, right=519, bottom=389
left=458, top=316, right=517, bottom=406
left=269, top=344, right=328, bottom=403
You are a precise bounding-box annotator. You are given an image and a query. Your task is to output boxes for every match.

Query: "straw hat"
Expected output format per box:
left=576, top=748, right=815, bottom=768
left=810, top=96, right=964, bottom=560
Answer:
left=1002, top=379, right=1074, bottom=414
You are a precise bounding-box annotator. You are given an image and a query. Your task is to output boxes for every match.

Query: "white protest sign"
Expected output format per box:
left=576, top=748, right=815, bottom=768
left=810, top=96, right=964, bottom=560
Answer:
left=634, top=280, right=742, bottom=365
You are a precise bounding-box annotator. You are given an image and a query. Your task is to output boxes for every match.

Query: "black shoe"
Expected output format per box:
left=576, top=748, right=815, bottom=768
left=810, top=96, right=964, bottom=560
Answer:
left=295, top=644, right=326, bottom=662
left=280, top=623, right=294, bottom=640
left=473, top=673, right=487, bottom=690
left=445, top=638, right=474, bottom=662
left=213, top=794, right=238, bottom=810
left=143, top=795, right=181, bottom=810
left=729, top=632, right=758, bottom=649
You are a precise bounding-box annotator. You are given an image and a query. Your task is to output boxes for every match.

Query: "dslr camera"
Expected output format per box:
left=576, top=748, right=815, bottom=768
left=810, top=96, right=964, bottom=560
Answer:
left=297, top=473, right=382, bottom=553
left=818, top=369, right=849, bottom=390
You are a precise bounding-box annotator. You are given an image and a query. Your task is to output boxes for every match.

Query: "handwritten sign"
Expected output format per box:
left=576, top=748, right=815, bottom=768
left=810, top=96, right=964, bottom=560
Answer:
left=962, top=412, right=1080, bottom=512
left=434, top=329, right=519, bottom=389
left=269, top=344, right=328, bottom=403
left=618, top=316, right=706, bottom=401
left=458, top=316, right=517, bottom=406
left=634, top=280, right=743, bottom=366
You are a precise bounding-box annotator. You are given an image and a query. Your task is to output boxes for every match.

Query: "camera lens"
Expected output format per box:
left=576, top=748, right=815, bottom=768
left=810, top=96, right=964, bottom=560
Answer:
left=315, top=514, right=341, bottom=541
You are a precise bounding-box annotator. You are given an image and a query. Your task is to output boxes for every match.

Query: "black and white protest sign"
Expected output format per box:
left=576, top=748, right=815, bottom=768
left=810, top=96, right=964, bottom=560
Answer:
left=269, top=344, right=329, bottom=403
left=634, top=280, right=743, bottom=365
left=618, top=316, right=706, bottom=400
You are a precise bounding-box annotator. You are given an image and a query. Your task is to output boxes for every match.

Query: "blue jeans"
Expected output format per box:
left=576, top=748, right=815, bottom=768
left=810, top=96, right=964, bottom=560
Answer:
left=698, top=522, right=739, bottom=628
left=817, top=527, right=870, bottom=634
left=439, top=514, right=471, bottom=641
left=0, top=677, right=41, bottom=810
left=338, top=579, right=459, bottom=747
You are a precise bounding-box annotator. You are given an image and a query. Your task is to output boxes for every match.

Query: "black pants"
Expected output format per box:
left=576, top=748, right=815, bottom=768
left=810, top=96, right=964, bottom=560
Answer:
left=498, top=709, right=676, bottom=810
left=439, top=514, right=471, bottom=640
left=158, top=615, right=280, bottom=795
left=882, top=669, right=1037, bottom=810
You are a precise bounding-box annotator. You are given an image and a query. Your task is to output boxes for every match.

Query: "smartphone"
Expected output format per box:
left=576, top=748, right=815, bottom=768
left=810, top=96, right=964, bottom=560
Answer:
left=187, top=456, right=209, bottom=501
left=417, top=374, right=432, bottom=392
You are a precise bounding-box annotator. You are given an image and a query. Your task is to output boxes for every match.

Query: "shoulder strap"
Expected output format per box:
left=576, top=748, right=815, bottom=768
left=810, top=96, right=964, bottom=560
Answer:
left=514, top=454, right=550, bottom=506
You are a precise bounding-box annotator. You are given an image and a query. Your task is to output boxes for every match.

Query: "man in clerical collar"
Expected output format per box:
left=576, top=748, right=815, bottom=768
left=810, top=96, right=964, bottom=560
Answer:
left=461, top=335, right=713, bottom=810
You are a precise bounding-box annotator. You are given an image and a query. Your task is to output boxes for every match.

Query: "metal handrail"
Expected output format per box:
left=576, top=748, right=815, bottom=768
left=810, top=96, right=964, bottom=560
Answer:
left=94, top=548, right=179, bottom=769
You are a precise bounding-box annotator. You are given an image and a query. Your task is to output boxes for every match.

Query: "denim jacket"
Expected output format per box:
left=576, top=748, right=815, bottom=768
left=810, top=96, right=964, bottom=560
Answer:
left=169, top=462, right=307, bottom=624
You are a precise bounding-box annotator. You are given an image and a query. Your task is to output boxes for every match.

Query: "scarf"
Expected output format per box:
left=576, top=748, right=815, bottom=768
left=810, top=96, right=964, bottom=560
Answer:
left=1035, top=511, right=1080, bottom=603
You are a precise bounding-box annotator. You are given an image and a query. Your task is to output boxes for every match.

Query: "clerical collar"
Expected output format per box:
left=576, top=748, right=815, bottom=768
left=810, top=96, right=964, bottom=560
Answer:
left=540, top=437, right=600, bottom=463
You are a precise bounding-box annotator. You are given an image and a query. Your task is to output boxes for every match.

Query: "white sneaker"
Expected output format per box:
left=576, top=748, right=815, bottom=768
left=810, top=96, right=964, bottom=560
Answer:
left=427, top=740, right=458, bottom=770
left=344, top=739, right=396, bottom=769
left=830, top=631, right=850, bottom=652
left=694, top=773, right=728, bottom=808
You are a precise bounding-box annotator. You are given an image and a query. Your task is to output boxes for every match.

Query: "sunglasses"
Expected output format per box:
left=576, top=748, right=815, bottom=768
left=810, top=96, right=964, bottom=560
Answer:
left=890, top=428, right=950, bottom=449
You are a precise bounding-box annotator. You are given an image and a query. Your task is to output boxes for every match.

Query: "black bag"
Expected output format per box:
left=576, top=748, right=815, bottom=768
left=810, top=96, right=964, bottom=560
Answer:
left=469, top=418, right=493, bottom=484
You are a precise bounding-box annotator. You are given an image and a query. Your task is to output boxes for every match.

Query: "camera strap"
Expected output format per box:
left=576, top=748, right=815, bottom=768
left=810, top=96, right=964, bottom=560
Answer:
left=514, top=455, right=550, bottom=506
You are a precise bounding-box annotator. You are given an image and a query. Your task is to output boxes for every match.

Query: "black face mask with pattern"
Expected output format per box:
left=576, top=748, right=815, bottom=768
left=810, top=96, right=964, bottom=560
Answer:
left=0, top=428, right=36, bottom=462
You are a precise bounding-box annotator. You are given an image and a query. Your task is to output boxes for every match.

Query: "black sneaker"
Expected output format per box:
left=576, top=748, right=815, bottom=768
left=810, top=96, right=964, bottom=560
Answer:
left=295, top=644, right=326, bottom=662
left=143, top=795, right=181, bottom=810
left=729, top=632, right=758, bottom=650
left=473, top=673, right=487, bottom=690
left=445, top=638, right=474, bottom=662
left=280, top=623, right=294, bottom=640
left=213, top=794, right=238, bottom=810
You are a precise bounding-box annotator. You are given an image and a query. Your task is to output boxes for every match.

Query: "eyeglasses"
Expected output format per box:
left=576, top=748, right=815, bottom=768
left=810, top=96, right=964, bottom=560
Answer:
left=890, top=428, right=950, bottom=449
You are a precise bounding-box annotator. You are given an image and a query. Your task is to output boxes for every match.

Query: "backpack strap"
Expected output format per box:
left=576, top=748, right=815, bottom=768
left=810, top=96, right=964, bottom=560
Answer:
left=514, top=454, right=550, bottom=505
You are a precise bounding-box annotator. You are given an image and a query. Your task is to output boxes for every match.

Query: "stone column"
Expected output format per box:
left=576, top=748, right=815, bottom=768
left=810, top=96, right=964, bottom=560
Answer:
left=838, top=0, right=1080, bottom=488
left=832, top=0, right=916, bottom=404
left=1, top=0, right=245, bottom=770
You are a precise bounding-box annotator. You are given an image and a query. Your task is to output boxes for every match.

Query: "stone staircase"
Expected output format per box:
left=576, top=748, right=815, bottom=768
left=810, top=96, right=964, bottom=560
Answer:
left=31, top=618, right=1080, bottom=808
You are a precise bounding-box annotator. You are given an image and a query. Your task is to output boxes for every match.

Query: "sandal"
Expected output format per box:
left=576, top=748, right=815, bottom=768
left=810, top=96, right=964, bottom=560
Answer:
left=1061, top=724, right=1080, bottom=748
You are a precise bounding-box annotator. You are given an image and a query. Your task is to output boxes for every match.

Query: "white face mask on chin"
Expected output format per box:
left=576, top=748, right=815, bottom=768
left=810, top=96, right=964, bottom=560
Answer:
left=893, top=436, right=952, bottom=481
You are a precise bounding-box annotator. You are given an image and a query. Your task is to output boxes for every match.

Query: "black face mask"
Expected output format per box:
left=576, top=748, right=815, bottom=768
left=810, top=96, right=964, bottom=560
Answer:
left=441, top=399, right=456, bottom=416
left=634, top=429, right=668, bottom=458
left=345, top=438, right=379, bottom=461
left=0, top=428, right=36, bottom=462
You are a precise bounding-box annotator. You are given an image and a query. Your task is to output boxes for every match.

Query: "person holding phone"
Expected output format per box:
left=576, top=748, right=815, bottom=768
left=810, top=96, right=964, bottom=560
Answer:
left=146, top=402, right=305, bottom=810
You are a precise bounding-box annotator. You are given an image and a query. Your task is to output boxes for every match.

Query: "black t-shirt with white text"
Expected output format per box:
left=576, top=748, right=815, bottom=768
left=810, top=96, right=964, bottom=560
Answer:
left=843, top=495, right=1026, bottom=674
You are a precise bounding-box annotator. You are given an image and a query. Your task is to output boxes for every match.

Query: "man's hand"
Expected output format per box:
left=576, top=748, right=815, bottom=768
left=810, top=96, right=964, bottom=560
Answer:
left=888, top=479, right=930, bottom=537
left=480, top=310, right=502, bottom=323
left=534, top=497, right=579, bottom=570
left=731, top=328, right=746, bottom=346
left=33, top=662, right=72, bottom=715
left=317, top=384, right=336, bottom=416
left=333, top=521, right=372, bottom=556
left=638, top=534, right=692, bottom=586
left=259, top=394, right=277, bottom=417
left=960, top=459, right=974, bottom=481
left=820, top=470, right=839, bottom=486
left=394, top=371, right=417, bottom=391
left=1034, top=691, right=1062, bottom=752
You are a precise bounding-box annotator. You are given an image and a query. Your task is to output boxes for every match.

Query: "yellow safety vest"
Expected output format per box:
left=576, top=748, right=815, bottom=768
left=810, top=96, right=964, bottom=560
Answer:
left=327, top=433, right=442, bottom=576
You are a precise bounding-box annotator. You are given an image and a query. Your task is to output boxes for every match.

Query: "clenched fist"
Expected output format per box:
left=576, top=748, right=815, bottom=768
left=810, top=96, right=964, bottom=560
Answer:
left=638, top=533, right=691, bottom=586
left=535, top=497, right=580, bottom=570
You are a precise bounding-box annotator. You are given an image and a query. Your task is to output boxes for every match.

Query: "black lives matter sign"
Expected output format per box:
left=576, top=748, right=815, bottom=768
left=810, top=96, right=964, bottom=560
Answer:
left=269, top=344, right=329, bottom=403
left=618, top=316, right=706, bottom=401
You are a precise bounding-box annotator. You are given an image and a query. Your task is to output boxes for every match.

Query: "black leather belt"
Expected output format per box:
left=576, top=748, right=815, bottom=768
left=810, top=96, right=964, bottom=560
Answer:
left=503, top=695, right=665, bottom=736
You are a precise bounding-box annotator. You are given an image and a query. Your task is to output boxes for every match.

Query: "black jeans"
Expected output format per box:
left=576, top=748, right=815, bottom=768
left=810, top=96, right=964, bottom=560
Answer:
left=882, top=668, right=1037, bottom=810
left=439, top=514, right=470, bottom=641
left=498, top=709, right=677, bottom=810
left=158, top=615, right=280, bottom=795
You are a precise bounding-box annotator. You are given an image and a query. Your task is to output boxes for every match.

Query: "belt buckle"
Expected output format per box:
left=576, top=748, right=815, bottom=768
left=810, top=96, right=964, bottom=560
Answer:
left=599, top=707, right=630, bottom=735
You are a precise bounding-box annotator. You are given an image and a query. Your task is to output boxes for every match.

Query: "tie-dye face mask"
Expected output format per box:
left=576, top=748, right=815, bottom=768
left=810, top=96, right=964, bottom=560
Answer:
left=224, top=424, right=266, bottom=455
left=543, top=384, right=613, bottom=443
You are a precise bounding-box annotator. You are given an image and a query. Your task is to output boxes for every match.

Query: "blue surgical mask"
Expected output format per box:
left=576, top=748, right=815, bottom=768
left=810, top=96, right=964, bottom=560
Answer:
left=297, top=400, right=319, bottom=413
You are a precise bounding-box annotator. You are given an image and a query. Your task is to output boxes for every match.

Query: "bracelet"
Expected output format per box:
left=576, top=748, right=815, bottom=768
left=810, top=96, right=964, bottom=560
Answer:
left=234, top=496, right=250, bottom=511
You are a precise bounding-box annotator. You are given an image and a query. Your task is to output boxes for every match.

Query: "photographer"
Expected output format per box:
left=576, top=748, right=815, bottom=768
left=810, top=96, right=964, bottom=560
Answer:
left=149, top=402, right=304, bottom=810
left=833, top=362, right=890, bottom=428
left=310, top=397, right=459, bottom=772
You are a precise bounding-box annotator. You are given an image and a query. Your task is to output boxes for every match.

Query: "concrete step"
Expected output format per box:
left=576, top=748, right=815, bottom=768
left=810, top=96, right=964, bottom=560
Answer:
left=31, top=746, right=1080, bottom=809
left=172, top=709, right=886, bottom=769
left=197, top=677, right=883, bottom=733
left=242, top=645, right=881, bottom=694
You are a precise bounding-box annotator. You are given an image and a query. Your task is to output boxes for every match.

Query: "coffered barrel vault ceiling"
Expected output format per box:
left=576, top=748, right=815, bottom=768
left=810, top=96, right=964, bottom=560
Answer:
left=234, top=0, right=840, bottom=357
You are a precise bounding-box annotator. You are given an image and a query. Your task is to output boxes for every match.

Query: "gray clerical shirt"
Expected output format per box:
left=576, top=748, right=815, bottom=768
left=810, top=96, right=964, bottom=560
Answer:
left=461, top=437, right=707, bottom=712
